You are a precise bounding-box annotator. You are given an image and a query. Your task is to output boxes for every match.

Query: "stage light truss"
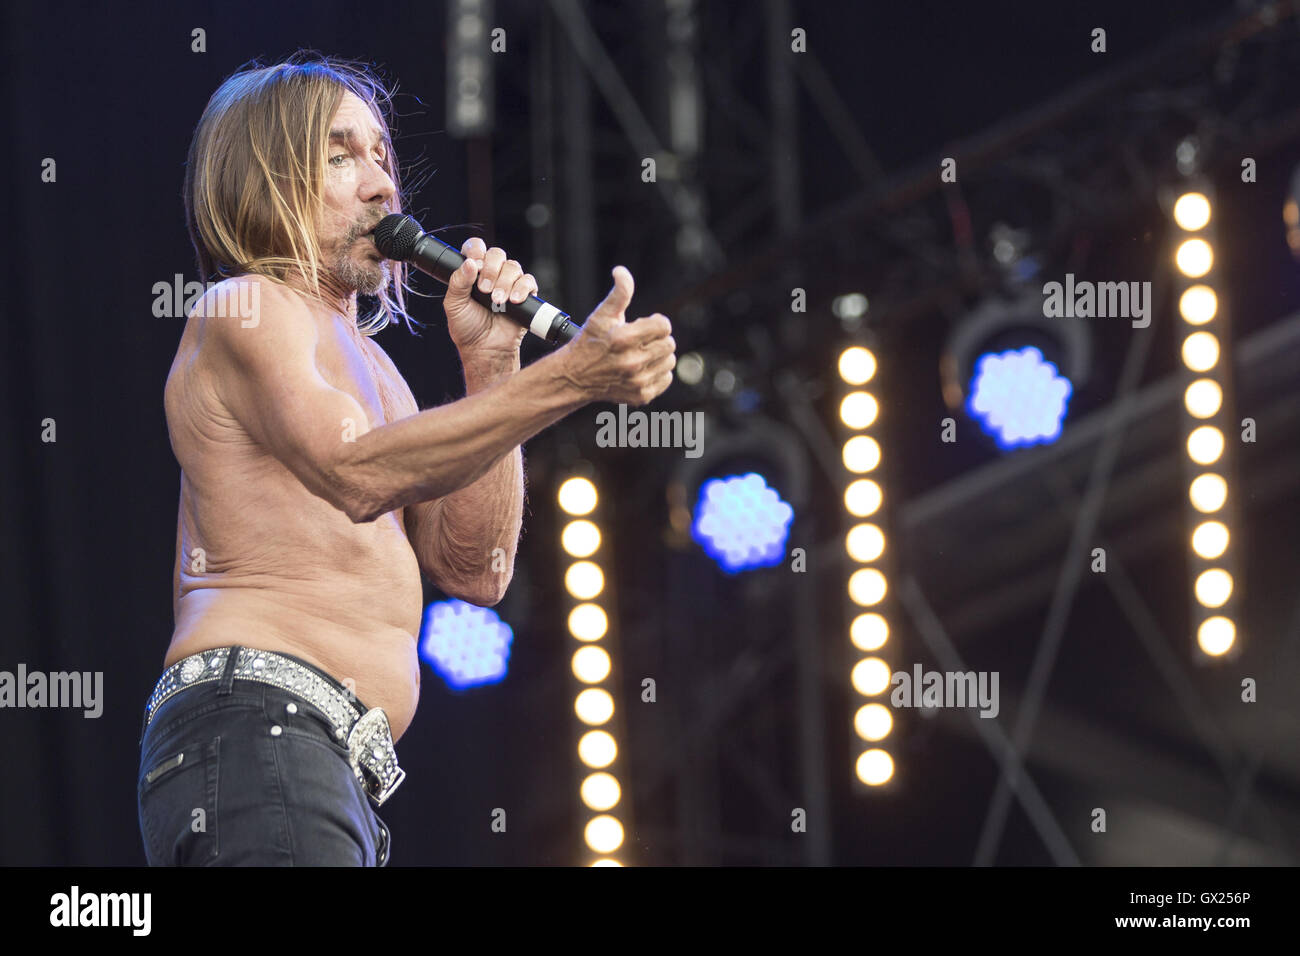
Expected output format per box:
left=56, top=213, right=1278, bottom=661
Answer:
left=839, top=344, right=896, bottom=787
left=559, top=475, right=628, bottom=864
left=1170, top=185, right=1242, bottom=660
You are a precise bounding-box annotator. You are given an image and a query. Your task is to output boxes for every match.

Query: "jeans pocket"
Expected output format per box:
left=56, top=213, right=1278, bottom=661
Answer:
left=138, top=735, right=221, bottom=865
left=264, top=692, right=353, bottom=760
left=148, top=691, right=262, bottom=745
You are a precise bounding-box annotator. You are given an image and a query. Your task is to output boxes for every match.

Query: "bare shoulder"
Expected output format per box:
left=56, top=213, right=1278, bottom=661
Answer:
left=192, top=275, right=316, bottom=367
left=180, top=274, right=334, bottom=441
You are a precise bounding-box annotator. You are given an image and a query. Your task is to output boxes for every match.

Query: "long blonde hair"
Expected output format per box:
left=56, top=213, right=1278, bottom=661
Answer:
left=184, top=53, right=415, bottom=334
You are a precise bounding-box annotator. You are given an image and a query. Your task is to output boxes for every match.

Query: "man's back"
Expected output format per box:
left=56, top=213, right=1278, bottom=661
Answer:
left=162, top=275, right=423, bottom=739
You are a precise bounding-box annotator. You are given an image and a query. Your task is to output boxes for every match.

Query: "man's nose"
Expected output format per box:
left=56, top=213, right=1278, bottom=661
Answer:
left=361, top=161, right=395, bottom=206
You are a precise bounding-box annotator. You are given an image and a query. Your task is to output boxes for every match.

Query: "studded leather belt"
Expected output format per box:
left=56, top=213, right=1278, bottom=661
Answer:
left=142, top=646, right=405, bottom=807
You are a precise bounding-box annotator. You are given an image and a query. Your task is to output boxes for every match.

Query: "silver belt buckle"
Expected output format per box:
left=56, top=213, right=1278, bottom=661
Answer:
left=346, top=707, right=405, bottom=807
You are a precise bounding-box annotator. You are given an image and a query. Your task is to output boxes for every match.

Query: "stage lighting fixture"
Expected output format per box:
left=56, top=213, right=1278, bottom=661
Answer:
left=845, top=523, right=886, bottom=563
left=567, top=603, right=608, bottom=641
left=854, top=703, right=893, bottom=742
left=1169, top=182, right=1240, bottom=659
left=1197, top=617, right=1235, bottom=656
left=855, top=748, right=895, bottom=786
left=1179, top=285, right=1217, bottom=324
left=1181, top=331, right=1219, bottom=372
left=1184, top=379, right=1222, bottom=418
left=676, top=351, right=706, bottom=385
left=848, top=568, right=888, bottom=606
left=838, top=346, right=877, bottom=385
left=580, top=773, right=621, bottom=812
left=572, top=645, right=612, bottom=683
left=574, top=688, right=615, bottom=726
left=670, top=417, right=809, bottom=577
left=1173, top=192, right=1211, bottom=230
left=578, top=730, right=617, bottom=768
left=1186, top=425, right=1224, bottom=466
left=1188, top=474, right=1227, bottom=514
left=1191, top=521, right=1229, bottom=560
left=584, top=815, right=624, bottom=854
left=690, top=472, right=794, bottom=573
left=565, top=561, right=605, bottom=599
left=558, top=477, right=598, bottom=515
left=940, top=293, right=1090, bottom=451
left=560, top=471, right=626, bottom=864
left=851, top=658, right=892, bottom=696
left=446, top=0, right=494, bottom=138
left=838, top=337, right=896, bottom=787
left=844, top=478, right=883, bottom=517
left=418, top=599, right=513, bottom=689
left=839, top=391, right=879, bottom=429
left=967, top=346, right=1073, bottom=448
left=1175, top=238, right=1213, bottom=277
left=842, top=435, right=882, bottom=473
left=562, top=519, right=601, bottom=557
left=1194, top=569, right=1233, bottom=608
left=850, top=612, right=889, bottom=651
left=833, top=293, right=870, bottom=320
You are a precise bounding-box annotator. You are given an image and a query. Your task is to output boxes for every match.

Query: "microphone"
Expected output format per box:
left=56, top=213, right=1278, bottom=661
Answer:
left=372, top=213, right=580, bottom=345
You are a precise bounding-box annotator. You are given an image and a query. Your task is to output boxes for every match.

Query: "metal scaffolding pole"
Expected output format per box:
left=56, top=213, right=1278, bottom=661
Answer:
left=529, top=6, right=561, bottom=296
left=1213, top=590, right=1300, bottom=864
left=764, top=0, right=800, bottom=232
left=972, top=268, right=1168, bottom=865
left=664, top=2, right=1300, bottom=320
left=549, top=0, right=724, bottom=265
left=558, top=8, right=596, bottom=311
left=898, top=576, right=1080, bottom=865
left=794, top=509, right=831, bottom=864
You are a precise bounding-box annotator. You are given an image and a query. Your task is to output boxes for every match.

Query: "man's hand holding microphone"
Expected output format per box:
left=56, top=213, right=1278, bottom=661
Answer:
left=441, top=236, right=676, bottom=407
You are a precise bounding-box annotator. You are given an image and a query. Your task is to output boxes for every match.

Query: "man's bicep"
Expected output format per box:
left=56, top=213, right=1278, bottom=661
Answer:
left=207, top=288, right=372, bottom=511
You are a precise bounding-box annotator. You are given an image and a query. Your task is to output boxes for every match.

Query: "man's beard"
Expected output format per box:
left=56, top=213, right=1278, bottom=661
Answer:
left=328, top=225, right=389, bottom=296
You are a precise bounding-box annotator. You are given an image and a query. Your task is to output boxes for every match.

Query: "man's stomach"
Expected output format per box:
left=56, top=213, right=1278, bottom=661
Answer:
left=165, top=574, right=424, bottom=742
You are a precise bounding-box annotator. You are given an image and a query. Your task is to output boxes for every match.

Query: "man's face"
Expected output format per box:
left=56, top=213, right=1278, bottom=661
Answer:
left=320, top=91, right=395, bottom=297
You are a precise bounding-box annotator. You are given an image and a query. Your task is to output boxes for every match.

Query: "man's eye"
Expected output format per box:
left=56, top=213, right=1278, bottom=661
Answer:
left=329, top=154, right=348, bottom=167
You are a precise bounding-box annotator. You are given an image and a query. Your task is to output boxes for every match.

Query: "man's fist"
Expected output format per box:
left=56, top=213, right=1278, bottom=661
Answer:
left=555, top=266, right=676, bottom=406
left=443, top=238, right=539, bottom=354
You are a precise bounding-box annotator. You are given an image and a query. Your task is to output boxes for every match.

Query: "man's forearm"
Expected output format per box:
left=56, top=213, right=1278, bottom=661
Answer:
left=406, top=349, right=526, bottom=603
left=335, top=346, right=585, bottom=523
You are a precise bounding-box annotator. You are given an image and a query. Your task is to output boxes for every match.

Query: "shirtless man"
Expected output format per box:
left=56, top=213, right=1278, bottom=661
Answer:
left=136, top=56, right=674, bottom=866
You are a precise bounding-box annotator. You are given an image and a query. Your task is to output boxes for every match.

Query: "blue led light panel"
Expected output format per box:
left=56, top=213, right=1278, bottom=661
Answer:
left=967, top=346, right=1073, bottom=449
left=419, top=599, right=514, bottom=689
left=691, top=473, right=794, bottom=573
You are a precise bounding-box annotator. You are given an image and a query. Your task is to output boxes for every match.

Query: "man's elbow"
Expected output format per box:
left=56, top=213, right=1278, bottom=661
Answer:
left=324, top=454, right=389, bottom=523
left=460, top=590, right=506, bottom=608
left=343, top=497, right=387, bottom=524
left=335, top=489, right=385, bottom=524
left=449, top=573, right=512, bottom=607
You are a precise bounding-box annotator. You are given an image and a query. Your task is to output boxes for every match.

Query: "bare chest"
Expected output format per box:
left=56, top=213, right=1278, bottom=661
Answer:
left=315, top=323, right=417, bottom=428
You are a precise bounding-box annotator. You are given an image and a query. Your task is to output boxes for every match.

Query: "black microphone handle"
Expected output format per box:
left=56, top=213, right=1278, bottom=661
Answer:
left=408, top=233, right=579, bottom=345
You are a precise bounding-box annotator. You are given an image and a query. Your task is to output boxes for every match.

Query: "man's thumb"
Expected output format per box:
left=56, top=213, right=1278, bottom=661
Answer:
left=446, top=257, right=478, bottom=302
left=590, top=266, right=634, bottom=324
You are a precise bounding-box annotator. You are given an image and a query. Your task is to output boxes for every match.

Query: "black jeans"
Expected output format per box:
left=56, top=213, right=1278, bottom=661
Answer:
left=137, top=647, right=392, bottom=866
